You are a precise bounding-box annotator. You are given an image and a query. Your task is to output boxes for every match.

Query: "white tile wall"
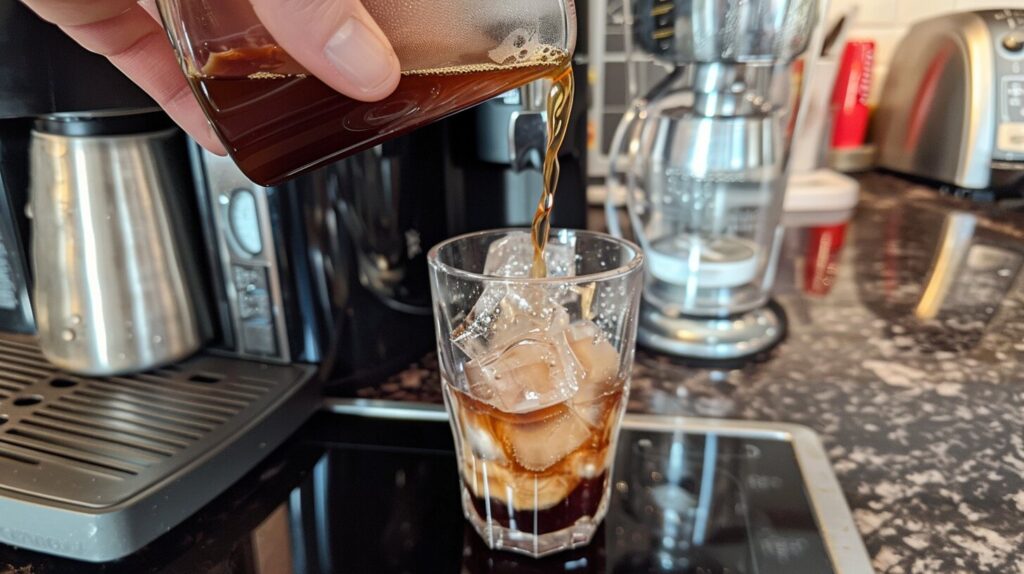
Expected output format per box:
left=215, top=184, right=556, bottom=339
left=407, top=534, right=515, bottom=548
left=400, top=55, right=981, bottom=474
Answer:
left=951, top=0, right=1024, bottom=9
left=896, top=0, right=955, bottom=22
left=840, top=0, right=904, bottom=24
left=825, top=0, right=1023, bottom=102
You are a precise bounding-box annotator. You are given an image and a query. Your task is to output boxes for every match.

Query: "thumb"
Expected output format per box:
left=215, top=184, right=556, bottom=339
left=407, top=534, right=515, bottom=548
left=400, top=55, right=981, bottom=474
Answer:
left=249, top=0, right=401, bottom=102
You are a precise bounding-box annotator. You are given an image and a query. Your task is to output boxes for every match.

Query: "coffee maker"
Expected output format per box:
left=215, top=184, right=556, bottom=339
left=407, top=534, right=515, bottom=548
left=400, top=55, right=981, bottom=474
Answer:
left=0, top=0, right=588, bottom=561
left=607, top=0, right=819, bottom=359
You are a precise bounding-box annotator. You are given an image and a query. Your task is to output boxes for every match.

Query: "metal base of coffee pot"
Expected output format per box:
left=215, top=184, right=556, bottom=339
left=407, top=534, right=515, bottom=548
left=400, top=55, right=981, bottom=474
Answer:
left=638, top=300, right=786, bottom=360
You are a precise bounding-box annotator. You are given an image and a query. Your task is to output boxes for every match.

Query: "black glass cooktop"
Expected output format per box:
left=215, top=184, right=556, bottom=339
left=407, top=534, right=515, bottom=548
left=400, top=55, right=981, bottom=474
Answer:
left=312, top=416, right=840, bottom=574
left=0, top=404, right=870, bottom=573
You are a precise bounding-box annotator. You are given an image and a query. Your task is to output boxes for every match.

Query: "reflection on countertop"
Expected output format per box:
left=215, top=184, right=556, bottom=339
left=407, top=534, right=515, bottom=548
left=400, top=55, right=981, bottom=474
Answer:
left=352, top=173, right=1024, bottom=573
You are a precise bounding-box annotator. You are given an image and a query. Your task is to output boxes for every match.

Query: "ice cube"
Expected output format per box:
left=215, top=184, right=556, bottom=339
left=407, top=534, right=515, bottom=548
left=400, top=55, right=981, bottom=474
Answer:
left=565, top=321, right=620, bottom=402
left=568, top=448, right=608, bottom=479
left=572, top=398, right=611, bottom=430
left=452, top=283, right=570, bottom=363
left=460, top=417, right=506, bottom=462
left=555, top=320, right=621, bottom=428
left=464, top=335, right=578, bottom=413
left=499, top=405, right=593, bottom=471
left=452, top=232, right=575, bottom=363
left=483, top=232, right=575, bottom=279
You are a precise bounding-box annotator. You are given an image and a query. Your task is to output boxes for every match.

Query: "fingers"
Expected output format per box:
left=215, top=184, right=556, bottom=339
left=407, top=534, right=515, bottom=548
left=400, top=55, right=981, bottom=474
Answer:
left=23, top=0, right=404, bottom=151
left=249, top=0, right=401, bottom=102
left=18, top=0, right=137, bottom=26
left=20, top=0, right=226, bottom=154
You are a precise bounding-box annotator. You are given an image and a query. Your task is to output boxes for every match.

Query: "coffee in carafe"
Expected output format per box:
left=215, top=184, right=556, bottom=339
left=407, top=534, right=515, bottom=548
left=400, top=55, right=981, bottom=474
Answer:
left=157, top=0, right=578, bottom=186
left=193, top=45, right=572, bottom=186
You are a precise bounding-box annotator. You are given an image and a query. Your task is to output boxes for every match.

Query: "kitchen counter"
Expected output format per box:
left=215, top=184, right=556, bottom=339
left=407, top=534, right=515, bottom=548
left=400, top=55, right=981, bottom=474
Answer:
left=2, top=172, right=1023, bottom=574
left=353, top=173, right=1024, bottom=574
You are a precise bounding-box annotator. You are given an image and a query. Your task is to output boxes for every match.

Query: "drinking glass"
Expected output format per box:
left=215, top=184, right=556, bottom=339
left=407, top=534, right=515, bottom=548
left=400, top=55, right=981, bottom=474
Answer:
left=428, top=229, right=643, bottom=557
left=156, top=0, right=577, bottom=185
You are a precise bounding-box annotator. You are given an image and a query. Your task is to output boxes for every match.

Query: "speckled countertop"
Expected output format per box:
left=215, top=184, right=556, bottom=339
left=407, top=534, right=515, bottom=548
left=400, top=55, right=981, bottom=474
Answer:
left=352, top=174, right=1024, bottom=574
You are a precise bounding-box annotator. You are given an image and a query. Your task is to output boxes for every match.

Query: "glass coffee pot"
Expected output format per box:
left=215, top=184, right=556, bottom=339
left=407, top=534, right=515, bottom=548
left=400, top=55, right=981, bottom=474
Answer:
left=607, top=0, right=820, bottom=359
left=157, top=0, right=577, bottom=185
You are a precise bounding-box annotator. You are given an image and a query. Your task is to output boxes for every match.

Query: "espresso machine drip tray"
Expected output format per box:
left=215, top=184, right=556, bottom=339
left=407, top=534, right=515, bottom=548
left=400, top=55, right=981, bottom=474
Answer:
left=0, top=334, right=318, bottom=562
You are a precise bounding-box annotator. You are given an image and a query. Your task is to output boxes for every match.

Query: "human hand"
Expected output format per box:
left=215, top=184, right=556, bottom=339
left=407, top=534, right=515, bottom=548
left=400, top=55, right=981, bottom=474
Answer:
left=21, top=0, right=402, bottom=154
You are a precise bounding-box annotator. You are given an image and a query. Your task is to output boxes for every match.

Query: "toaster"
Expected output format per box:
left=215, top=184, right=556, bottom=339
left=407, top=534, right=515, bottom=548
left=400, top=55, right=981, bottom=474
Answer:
left=874, top=9, right=1024, bottom=192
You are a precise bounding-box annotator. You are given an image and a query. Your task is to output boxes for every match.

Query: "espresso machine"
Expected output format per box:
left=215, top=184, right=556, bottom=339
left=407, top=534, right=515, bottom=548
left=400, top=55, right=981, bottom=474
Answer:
left=0, top=0, right=589, bottom=561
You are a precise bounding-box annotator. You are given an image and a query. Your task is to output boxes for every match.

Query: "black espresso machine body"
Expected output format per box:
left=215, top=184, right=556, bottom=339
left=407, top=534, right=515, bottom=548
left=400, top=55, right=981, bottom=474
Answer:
left=188, top=131, right=447, bottom=384
left=0, top=118, right=34, bottom=335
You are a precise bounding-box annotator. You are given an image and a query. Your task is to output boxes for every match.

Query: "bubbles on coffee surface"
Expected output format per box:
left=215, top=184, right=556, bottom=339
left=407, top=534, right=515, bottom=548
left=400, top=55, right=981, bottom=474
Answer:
left=488, top=28, right=561, bottom=66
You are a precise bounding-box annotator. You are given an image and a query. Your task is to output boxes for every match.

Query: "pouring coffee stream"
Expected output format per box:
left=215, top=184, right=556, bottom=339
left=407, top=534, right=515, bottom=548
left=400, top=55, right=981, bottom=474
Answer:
left=530, top=62, right=575, bottom=279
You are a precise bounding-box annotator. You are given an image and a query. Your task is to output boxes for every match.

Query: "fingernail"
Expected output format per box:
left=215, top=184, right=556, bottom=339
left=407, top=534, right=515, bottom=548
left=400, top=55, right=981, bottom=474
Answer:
left=324, top=17, right=398, bottom=94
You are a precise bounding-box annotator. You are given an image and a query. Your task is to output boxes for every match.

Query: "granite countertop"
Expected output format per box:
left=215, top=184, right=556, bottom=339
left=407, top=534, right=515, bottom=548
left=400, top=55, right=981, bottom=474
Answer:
left=353, top=173, right=1024, bottom=574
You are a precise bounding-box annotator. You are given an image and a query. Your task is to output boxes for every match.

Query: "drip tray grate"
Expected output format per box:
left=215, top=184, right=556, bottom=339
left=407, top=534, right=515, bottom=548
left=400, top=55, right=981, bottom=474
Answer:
left=0, top=334, right=319, bottom=562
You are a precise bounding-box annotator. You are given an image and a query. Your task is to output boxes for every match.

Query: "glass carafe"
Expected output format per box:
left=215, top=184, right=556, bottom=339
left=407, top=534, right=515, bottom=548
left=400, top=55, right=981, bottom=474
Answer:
left=157, top=0, right=576, bottom=185
left=613, top=64, right=793, bottom=319
left=607, top=0, right=820, bottom=359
